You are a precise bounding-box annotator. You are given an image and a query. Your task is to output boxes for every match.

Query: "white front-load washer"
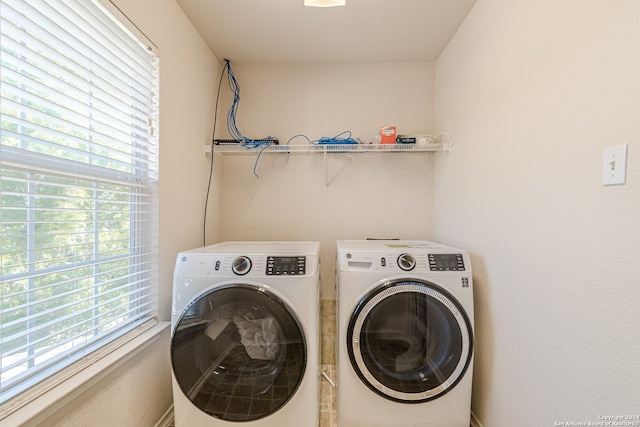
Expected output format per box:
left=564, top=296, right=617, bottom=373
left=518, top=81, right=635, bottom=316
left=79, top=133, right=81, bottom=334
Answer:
left=336, top=240, right=474, bottom=427
left=171, top=241, right=320, bottom=427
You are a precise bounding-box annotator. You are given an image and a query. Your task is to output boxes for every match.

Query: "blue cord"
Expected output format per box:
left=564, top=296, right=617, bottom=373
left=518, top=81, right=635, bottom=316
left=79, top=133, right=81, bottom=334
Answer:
left=224, top=60, right=357, bottom=177
left=287, top=131, right=357, bottom=145
left=252, top=142, right=272, bottom=178
left=287, top=134, right=312, bottom=145
left=223, top=59, right=277, bottom=178
left=315, top=131, right=358, bottom=145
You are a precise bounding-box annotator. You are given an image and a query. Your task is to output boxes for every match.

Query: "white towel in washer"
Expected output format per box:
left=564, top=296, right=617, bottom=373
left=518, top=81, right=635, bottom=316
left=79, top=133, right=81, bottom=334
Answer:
left=233, top=314, right=279, bottom=360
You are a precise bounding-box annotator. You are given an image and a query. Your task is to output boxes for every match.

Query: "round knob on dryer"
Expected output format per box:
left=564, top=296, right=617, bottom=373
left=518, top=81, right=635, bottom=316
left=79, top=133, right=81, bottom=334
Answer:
left=232, top=256, right=252, bottom=275
left=397, top=253, right=416, bottom=271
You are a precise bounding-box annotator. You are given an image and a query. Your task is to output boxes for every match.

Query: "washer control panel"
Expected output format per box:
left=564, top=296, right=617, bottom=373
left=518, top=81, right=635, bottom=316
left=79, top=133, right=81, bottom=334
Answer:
left=428, top=253, right=465, bottom=271
left=337, top=241, right=470, bottom=274
left=266, top=256, right=306, bottom=276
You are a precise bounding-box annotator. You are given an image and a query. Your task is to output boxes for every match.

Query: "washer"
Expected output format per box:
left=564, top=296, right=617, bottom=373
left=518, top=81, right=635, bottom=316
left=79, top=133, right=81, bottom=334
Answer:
left=336, top=240, right=474, bottom=427
left=171, top=241, right=320, bottom=427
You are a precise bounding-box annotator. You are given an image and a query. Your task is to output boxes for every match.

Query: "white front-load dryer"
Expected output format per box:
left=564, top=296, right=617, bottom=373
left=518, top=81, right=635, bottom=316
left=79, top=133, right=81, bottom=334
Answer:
left=336, top=240, right=474, bottom=427
left=171, top=241, right=320, bottom=427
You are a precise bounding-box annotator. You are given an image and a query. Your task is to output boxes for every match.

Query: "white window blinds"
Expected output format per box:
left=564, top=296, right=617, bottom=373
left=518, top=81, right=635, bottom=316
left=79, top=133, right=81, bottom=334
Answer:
left=0, top=0, right=159, bottom=408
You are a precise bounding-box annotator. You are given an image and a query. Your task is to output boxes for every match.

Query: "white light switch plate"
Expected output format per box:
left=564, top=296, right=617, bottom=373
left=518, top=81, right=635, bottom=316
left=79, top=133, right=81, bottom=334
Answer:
left=602, top=144, right=628, bottom=186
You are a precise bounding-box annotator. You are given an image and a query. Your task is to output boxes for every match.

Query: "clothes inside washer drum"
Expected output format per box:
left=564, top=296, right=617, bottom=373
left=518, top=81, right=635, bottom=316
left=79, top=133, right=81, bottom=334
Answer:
left=204, top=303, right=281, bottom=360
left=194, top=304, right=287, bottom=396
left=232, top=315, right=280, bottom=360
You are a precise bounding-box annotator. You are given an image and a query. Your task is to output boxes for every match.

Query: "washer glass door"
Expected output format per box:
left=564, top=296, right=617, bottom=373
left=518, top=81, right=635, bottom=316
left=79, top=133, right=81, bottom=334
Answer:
left=171, top=284, right=306, bottom=421
left=347, top=280, right=472, bottom=403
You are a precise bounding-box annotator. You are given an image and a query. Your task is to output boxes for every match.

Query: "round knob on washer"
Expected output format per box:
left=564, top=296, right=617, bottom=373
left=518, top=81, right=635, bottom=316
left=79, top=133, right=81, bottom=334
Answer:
left=397, top=253, right=416, bottom=271
left=232, top=256, right=252, bottom=275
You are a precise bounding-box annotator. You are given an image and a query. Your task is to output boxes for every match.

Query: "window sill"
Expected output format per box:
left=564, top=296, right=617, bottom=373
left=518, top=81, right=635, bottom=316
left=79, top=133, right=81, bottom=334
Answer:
left=0, top=321, right=170, bottom=427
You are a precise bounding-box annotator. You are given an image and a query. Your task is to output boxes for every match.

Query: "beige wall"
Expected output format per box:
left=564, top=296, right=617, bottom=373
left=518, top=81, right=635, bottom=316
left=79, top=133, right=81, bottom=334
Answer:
left=42, top=328, right=172, bottom=427
left=217, top=63, right=434, bottom=141
left=217, top=63, right=436, bottom=299
left=39, top=0, right=221, bottom=424
left=433, top=0, right=640, bottom=424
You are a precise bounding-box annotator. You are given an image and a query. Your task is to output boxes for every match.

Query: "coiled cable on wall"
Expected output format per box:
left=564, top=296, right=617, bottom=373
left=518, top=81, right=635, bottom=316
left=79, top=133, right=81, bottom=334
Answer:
left=314, top=130, right=358, bottom=145
left=287, top=131, right=358, bottom=145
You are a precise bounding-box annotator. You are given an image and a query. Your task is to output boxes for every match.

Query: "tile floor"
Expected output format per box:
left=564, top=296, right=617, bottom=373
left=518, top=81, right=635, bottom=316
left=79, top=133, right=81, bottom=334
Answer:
left=320, top=364, right=337, bottom=427
left=319, top=299, right=337, bottom=427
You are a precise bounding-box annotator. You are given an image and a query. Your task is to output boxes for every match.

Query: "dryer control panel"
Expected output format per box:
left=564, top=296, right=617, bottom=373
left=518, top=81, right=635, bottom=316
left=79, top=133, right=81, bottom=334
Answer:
left=428, top=253, right=465, bottom=271
left=338, top=247, right=470, bottom=273
left=266, top=256, right=306, bottom=276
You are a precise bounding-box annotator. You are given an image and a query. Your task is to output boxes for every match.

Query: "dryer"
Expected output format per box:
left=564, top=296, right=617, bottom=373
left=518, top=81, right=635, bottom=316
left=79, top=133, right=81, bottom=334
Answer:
left=171, top=241, right=320, bottom=427
left=336, top=240, right=474, bottom=427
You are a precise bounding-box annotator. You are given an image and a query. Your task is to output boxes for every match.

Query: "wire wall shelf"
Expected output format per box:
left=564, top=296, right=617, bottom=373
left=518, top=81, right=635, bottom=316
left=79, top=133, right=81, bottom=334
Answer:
left=212, top=142, right=449, bottom=155
left=211, top=139, right=451, bottom=187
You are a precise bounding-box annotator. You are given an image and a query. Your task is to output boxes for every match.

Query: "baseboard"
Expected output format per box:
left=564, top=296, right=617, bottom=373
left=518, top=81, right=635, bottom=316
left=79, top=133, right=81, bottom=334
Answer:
left=154, top=405, right=174, bottom=427
left=155, top=402, right=475, bottom=427
left=470, top=410, right=484, bottom=427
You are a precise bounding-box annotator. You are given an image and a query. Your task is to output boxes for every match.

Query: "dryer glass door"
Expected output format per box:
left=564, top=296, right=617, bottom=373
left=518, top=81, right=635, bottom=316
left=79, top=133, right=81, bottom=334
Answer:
left=171, top=284, right=306, bottom=421
left=347, top=280, right=472, bottom=403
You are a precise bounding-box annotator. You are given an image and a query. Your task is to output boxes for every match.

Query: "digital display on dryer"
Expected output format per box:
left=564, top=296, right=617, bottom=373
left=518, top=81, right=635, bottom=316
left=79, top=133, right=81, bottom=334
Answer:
left=428, top=254, right=465, bottom=271
left=267, top=256, right=306, bottom=275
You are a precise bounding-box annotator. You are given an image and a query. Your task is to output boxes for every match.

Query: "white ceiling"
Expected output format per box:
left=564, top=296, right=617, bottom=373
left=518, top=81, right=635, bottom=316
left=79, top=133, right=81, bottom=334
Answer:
left=176, top=0, right=478, bottom=64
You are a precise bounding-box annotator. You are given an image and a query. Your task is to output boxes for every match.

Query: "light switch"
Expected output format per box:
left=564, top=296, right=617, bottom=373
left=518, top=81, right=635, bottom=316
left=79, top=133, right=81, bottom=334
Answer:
left=602, top=144, right=628, bottom=186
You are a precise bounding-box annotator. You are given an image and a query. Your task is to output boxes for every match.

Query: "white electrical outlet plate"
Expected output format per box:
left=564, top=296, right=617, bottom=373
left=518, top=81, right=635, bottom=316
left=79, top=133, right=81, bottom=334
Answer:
left=602, top=144, right=628, bottom=186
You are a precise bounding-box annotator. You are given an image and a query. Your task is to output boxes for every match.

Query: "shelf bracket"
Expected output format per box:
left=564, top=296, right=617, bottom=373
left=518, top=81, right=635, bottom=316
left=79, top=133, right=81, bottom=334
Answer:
left=324, top=148, right=328, bottom=189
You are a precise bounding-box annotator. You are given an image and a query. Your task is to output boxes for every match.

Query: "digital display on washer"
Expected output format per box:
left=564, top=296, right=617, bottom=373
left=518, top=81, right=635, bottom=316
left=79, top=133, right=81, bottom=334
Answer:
left=267, top=256, right=306, bottom=275
left=428, top=254, right=465, bottom=271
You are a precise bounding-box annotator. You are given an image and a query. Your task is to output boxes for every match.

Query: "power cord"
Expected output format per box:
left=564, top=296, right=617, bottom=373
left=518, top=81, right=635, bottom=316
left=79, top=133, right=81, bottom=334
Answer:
left=203, top=60, right=227, bottom=247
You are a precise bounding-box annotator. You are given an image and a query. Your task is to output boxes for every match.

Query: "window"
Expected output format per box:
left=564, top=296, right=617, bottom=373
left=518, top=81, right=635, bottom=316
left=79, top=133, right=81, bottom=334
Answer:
left=0, top=0, right=159, bottom=409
